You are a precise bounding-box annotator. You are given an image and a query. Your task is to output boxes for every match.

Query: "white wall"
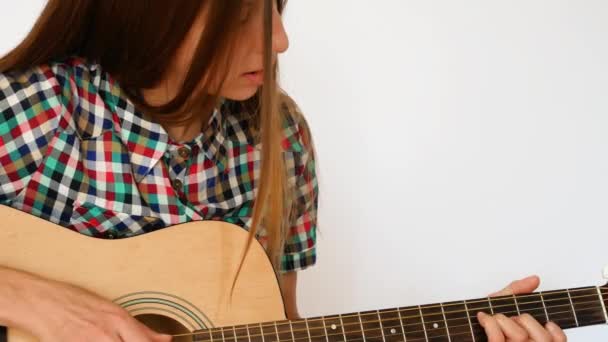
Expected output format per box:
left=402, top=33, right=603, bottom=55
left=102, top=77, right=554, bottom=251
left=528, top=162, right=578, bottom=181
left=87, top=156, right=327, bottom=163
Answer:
left=279, top=1, right=608, bottom=341
left=2, top=1, right=607, bottom=340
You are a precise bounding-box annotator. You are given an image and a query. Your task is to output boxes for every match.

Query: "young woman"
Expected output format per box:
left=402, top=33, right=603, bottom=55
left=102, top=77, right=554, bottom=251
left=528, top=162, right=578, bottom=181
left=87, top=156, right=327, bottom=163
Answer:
left=0, top=1, right=566, bottom=341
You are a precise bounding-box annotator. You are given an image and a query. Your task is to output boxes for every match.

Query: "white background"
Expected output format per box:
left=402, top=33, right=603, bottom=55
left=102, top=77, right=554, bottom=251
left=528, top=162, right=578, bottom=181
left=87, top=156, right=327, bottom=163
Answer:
left=279, top=1, right=608, bottom=341
left=2, top=1, right=608, bottom=340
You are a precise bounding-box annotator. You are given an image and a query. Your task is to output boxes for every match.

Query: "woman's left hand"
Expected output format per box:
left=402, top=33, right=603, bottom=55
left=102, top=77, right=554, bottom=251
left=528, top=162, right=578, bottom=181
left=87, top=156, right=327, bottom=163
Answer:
left=477, top=275, right=568, bottom=342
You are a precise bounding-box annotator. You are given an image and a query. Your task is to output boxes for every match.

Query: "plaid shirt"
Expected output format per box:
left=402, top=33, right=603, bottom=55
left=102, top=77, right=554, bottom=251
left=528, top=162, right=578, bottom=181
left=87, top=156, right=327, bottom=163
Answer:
left=0, top=56, right=317, bottom=273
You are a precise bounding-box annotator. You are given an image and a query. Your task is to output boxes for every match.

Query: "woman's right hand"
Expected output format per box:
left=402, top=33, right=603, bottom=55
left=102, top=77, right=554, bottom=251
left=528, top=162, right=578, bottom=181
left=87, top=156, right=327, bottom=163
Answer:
left=20, top=276, right=172, bottom=342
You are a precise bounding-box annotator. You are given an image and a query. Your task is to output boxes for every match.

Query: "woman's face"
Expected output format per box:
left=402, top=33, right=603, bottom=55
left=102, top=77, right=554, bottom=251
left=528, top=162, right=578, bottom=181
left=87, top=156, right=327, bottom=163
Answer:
left=172, top=0, right=289, bottom=101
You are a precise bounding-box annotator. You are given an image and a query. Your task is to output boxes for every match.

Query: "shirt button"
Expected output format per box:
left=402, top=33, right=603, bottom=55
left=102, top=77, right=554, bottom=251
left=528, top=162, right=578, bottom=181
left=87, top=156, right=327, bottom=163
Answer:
left=142, top=216, right=157, bottom=223
left=106, top=231, right=116, bottom=239
left=178, top=147, right=191, bottom=159
left=172, top=179, right=183, bottom=191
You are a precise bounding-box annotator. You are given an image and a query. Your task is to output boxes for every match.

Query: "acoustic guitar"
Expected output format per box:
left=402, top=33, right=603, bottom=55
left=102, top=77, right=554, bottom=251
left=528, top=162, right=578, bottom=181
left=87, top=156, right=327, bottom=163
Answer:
left=0, top=205, right=606, bottom=342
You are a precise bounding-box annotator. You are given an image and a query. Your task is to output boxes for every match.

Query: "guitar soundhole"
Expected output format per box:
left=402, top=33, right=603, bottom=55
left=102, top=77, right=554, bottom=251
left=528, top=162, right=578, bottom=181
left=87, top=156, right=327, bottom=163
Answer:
left=135, top=314, right=193, bottom=342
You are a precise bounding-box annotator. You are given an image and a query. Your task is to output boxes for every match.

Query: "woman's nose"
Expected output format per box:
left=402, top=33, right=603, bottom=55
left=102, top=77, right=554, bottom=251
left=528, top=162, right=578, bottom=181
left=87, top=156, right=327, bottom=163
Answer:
left=272, top=9, right=289, bottom=54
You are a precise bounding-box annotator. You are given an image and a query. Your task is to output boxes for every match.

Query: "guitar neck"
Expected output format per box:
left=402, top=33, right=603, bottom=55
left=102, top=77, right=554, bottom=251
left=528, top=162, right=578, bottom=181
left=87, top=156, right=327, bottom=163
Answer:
left=194, top=285, right=608, bottom=342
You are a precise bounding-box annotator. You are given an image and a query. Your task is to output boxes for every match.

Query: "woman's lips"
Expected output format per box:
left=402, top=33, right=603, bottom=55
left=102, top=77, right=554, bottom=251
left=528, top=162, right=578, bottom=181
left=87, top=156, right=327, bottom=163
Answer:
left=243, top=70, right=264, bottom=85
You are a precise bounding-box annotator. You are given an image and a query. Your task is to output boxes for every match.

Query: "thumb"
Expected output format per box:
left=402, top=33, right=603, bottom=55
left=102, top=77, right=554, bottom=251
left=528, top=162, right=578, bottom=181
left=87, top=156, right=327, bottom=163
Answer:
left=152, top=332, right=173, bottom=341
left=489, top=275, right=540, bottom=297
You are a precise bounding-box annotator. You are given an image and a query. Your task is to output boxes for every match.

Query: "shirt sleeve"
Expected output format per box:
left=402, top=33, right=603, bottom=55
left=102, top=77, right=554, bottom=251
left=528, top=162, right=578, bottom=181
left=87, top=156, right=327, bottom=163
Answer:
left=279, top=95, right=319, bottom=273
left=0, top=64, right=66, bottom=205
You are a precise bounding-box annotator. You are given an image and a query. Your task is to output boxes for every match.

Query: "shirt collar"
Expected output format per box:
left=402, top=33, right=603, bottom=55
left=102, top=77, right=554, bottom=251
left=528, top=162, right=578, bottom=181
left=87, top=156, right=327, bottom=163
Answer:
left=113, top=96, right=168, bottom=183
left=107, top=81, right=225, bottom=182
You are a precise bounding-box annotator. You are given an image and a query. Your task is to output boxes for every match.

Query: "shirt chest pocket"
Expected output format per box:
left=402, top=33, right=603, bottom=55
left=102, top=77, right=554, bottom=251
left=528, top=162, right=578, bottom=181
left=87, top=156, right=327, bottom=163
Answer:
left=69, top=200, right=162, bottom=238
left=68, top=132, right=162, bottom=238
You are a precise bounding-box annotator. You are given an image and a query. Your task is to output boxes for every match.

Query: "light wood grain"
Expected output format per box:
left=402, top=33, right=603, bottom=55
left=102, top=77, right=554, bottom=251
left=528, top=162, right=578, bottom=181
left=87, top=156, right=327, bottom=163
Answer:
left=0, top=206, right=285, bottom=342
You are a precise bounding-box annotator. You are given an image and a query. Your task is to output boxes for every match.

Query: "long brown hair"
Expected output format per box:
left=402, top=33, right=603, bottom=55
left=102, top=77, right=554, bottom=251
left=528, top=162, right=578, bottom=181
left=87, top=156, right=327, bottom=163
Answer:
left=0, top=0, right=297, bottom=274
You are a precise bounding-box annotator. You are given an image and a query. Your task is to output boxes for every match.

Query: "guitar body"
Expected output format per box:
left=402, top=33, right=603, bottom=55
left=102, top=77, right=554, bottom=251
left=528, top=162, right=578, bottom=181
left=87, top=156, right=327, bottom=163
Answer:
left=0, top=206, right=286, bottom=342
left=2, top=205, right=607, bottom=342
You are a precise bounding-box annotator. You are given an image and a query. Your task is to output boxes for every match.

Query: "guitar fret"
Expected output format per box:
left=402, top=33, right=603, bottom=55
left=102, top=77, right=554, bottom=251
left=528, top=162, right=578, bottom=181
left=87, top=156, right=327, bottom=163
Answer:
left=341, top=313, right=365, bottom=341
left=378, top=308, right=407, bottom=342
left=274, top=322, right=280, bottom=342
left=439, top=303, right=452, bottom=342
left=226, top=326, right=239, bottom=342
left=210, top=327, right=224, bottom=342
left=307, top=317, right=329, bottom=342
left=418, top=306, right=429, bottom=341
left=320, top=317, right=330, bottom=342
left=512, top=294, right=521, bottom=315
left=338, top=315, right=347, bottom=342
left=598, top=287, right=608, bottom=323
left=377, top=310, right=387, bottom=342
left=260, top=323, right=276, bottom=342
left=360, top=310, right=384, bottom=340
left=603, top=286, right=608, bottom=322
left=260, top=322, right=279, bottom=342
left=291, top=318, right=310, bottom=342
left=289, top=321, right=295, bottom=342
left=192, top=285, right=608, bottom=342
left=260, top=323, right=266, bottom=342
left=275, top=321, right=294, bottom=342
left=320, top=317, right=329, bottom=342
left=490, top=295, right=518, bottom=316
left=396, top=308, right=408, bottom=342
left=463, top=301, right=476, bottom=342
left=235, top=324, right=251, bottom=342
left=322, top=315, right=345, bottom=342
left=400, top=306, right=426, bottom=341
left=357, top=313, right=367, bottom=341
left=465, top=298, right=492, bottom=340
left=566, top=290, right=580, bottom=327
left=443, top=301, right=475, bottom=342
left=487, top=297, right=495, bottom=315
left=570, top=287, right=607, bottom=326
left=246, top=324, right=263, bottom=342
left=420, top=303, right=450, bottom=340
left=304, top=318, right=312, bottom=342
left=516, top=293, right=548, bottom=324
left=542, top=290, right=578, bottom=328
left=194, top=329, right=211, bottom=342
left=540, top=292, right=550, bottom=322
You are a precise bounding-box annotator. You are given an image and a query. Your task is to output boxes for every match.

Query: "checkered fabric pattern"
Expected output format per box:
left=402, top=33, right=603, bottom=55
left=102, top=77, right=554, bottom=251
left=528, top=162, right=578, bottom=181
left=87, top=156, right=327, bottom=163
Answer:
left=0, top=55, right=318, bottom=272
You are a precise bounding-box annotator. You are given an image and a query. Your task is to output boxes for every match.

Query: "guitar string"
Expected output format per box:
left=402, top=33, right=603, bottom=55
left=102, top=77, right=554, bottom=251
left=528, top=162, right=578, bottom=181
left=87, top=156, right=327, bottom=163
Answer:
left=180, top=291, right=607, bottom=339
left=171, top=299, right=606, bottom=341
left=182, top=288, right=606, bottom=337
left=277, top=287, right=602, bottom=327
left=174, top=306, right=604, bottom=342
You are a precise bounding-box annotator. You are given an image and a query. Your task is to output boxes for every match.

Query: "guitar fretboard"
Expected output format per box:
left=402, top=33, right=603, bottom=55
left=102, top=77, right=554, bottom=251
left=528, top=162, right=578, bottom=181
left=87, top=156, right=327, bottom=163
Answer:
left=192, top=285, right=608, bottom=342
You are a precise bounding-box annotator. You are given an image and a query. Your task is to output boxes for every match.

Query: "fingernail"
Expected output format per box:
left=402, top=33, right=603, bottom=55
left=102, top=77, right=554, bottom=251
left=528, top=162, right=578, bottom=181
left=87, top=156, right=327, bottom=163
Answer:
left=546, top=321, right=560, bottom=332
left=527, top=275, right=540, bottom=282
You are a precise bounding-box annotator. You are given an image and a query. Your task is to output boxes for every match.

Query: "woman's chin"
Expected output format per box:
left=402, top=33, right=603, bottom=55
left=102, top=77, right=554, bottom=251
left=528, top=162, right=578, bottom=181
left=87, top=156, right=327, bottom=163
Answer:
left=220, top=86, right=261, bottom=102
